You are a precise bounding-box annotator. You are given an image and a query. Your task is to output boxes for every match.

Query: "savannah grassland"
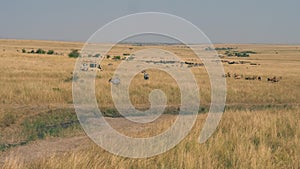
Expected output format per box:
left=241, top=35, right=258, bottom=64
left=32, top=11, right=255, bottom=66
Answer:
left=0, top=39, right=299, bottom=169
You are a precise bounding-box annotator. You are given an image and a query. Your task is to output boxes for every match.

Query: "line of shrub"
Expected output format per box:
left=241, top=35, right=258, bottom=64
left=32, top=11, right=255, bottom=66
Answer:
left=22, top=48, right=57, bottom=55
left=224, top=50, right=256, bottom=57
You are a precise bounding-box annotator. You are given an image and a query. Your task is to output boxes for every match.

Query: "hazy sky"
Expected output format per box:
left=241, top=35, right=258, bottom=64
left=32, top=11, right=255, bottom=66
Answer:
left=0, top=0, right=299, bottom=44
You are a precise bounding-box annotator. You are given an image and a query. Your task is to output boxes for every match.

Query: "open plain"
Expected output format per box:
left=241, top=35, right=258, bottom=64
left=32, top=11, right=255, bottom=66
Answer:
left=0, top=39, right=299, bottom=169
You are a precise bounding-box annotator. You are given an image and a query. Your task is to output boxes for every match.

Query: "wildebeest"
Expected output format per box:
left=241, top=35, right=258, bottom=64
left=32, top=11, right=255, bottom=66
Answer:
left=97, top=64, right=102, bottom=70
left=184, top=61, right=194, bottom=65
left=245, top=76, right=257, bottom=80
left=234, top=73, right=242, bottom=79
left=141, top=70, right=149, bottom=80
left=222, top=72, right=231, bottom=78
left=228, top=61, right=237, bottom=65
left=267, top=76, right=281, bottom=83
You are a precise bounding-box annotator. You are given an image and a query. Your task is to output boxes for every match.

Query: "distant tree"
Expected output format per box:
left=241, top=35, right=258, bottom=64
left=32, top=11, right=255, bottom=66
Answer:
left=113, top=56, right=121, bottom=60
left=93, top=54, right=101, bottom=58
left=36, top=48, right=46, bottom=54
left=68, top=49, right=80, bottom=58
left=47, top=50, right=54, bottom=55
left=235, top=52, right=249, bottom=57
left=29, top=49, right=35, bottom=53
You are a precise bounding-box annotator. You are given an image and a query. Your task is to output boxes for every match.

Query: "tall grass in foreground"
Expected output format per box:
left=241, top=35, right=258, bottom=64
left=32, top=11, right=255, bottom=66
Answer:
left=2, top=107, right=299, bottom=169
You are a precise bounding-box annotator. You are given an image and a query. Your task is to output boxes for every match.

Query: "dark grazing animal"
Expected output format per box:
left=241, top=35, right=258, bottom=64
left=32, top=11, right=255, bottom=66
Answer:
left=144, top=73, right=149, bottom=80
left=234, top=73, right=242, bottom=79
left=222, top=72, right=231, bottom=78
left=245, top=76, right=257, bottom=80
left=267, top=76, right=280, bottom=83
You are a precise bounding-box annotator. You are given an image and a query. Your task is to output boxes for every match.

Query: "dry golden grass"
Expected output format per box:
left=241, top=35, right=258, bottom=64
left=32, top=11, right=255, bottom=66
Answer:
left=2, top=108, right=299, bottom=169
left=0, top=39, right=299, bottom=168
left=0, top=40, right=299, bottom=106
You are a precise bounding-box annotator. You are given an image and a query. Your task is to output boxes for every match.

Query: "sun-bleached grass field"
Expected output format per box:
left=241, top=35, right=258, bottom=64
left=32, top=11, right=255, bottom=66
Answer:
left=2, top=108, right=300, bottom=169
left=0, top=41, right=299, bottom=107
left=0, top=39, right=299, bottom=168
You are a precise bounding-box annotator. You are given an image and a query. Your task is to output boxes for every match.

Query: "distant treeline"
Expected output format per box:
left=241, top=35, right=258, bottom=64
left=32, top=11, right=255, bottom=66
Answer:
left=21, top=48, right=58, bottom=55
left=205, top=47, right=256, bottom=57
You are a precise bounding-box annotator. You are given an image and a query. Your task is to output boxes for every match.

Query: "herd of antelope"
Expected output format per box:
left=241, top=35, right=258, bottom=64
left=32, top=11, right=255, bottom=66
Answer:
left=223, top=72, right=281, bottom=83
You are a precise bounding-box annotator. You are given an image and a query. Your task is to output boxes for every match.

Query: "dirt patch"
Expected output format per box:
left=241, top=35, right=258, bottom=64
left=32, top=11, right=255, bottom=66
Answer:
left=0, top=135, right=91, bottom=164
left=0, top=114, right=180, bottom=165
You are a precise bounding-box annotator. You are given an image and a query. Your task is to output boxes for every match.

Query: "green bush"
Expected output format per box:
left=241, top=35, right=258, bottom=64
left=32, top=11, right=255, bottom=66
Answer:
left=113, top=55, right=121, bottom=60
left=22, top=48, right=26, bottom=53
left=47, top=50, right=55, bottom=55
left=36, top=48, right=46, bottom=54
left=102, top=108, right=121, bottom=118
left=235, top=52, right=249, bottom=57
left=225, top=50, right=250, bottom=57
left=68, top=49, right=80, bottom=58
left=94, top=54, right=101, bottom=58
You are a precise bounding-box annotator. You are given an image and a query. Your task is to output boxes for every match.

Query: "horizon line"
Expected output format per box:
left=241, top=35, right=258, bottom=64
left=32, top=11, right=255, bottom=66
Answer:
left=1, top=37, right=300, bottom=46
